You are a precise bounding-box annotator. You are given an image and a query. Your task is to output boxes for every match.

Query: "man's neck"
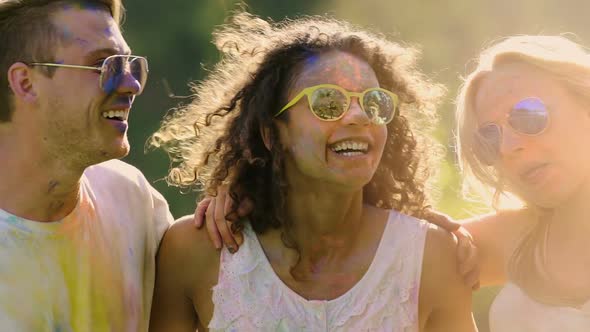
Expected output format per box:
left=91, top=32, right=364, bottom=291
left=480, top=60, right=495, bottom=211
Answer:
left=0, top=135, right=85, bottom=222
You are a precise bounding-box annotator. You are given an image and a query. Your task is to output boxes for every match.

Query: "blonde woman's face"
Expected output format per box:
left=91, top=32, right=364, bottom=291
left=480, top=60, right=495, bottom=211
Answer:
left=473, top=62, right=590, bottom=207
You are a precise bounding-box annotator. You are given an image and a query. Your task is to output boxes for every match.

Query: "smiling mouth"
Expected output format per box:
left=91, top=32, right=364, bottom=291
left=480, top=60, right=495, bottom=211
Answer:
left=101, top=110, right=129, bottom=122
left=329, top=140, right=369, bottom=157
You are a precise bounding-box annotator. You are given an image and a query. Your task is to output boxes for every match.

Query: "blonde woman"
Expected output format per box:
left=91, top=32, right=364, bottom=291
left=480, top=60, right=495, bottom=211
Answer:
left=455, top=35, right=590, bottom=331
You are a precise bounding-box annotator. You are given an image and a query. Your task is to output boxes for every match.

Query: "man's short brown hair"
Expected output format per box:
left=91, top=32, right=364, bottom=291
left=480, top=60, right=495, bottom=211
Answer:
left=0, top=0, right=124, bottom=122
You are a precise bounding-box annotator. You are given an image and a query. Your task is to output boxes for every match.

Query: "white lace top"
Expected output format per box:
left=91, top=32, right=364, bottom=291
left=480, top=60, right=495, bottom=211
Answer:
left=490, top=282, right=590, bottom=332
left=209, top=210, right=429, bottom=331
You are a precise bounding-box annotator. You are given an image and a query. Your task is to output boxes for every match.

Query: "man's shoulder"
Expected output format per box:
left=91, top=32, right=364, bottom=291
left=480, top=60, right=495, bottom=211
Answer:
left=85, top=159, right=144, bottom=181
left=83, top=159, right=150, bottom=190
left=82, top=159, right=162, bottom=208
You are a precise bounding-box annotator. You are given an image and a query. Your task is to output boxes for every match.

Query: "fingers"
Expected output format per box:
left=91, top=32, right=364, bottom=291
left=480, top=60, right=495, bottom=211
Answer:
left=205, top=198, right=222, bottom=249
left=423, top=209, right=461, bottom=232
left=201, top=185, right=245, bottom=253
left=456, top=228, right=472, bottom=263
left=218, top=193, right=240, bottom=252
left=455, top=227, right=480, bottom=290
left=237, top=196, right=254, bottom=219
left=211, top=192, right=238, bottom=253
left=194, top=197, right=212, bottom=228
left=463, top=270, right=481, bottom=291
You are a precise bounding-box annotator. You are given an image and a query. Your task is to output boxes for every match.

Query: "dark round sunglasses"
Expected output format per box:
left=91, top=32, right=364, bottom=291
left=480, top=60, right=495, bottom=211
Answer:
left=473, top=97, right=549, bottom=165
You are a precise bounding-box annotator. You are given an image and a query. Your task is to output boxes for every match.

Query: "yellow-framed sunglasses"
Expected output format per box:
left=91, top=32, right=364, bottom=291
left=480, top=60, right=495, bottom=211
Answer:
left=275, top=84, right=399, bottom=125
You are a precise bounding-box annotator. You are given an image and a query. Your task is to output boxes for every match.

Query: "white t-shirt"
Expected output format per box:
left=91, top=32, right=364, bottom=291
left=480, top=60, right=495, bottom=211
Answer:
left=0, top=160, right=173, bottom=332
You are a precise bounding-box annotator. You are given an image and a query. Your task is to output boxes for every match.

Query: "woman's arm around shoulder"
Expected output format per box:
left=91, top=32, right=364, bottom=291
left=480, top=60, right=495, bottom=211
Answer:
left=461, top=209, right=536, bottom=286
left=420, top=225, right=478, bottom=332
left=149, top=215, right=222, bottom=332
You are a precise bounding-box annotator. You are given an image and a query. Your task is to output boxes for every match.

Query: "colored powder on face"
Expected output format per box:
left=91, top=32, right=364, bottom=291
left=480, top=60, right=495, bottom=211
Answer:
left=103, top=75, right=120, bottom=95
left=74, top=38, right=90, bottom=48
left=103, top=26, right=115, bottom=37
left=61, top=27, right=73, bottom=41
left=304, top=54, right=320, bottom=67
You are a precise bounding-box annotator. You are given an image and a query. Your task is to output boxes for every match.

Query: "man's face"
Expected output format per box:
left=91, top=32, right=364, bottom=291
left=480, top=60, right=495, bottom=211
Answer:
left=31, top=6, right=141, bottom=167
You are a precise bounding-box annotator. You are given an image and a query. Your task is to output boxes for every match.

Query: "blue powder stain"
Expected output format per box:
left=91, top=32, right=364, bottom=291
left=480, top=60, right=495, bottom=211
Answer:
left=304, top=54, right=320, bottom=67
left=102, top=75, right=122, bottom=94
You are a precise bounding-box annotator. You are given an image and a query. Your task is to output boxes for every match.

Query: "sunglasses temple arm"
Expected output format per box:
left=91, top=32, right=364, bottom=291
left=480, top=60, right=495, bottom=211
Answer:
left=275, top=90, right=307, bottom=118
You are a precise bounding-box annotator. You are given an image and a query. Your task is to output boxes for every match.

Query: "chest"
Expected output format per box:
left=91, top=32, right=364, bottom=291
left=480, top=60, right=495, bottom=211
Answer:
left=275, top=262, right=369, bottom=301
left=0, top=232, right=148, bottom=331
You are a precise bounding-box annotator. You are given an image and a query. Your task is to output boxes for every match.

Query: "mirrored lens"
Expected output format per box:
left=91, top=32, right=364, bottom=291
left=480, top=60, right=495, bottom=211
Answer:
left=363, top=89, right=395, bottom=125
left=101, top=56, right=148, bottom=95
left=310, top=87, right=348, bottom=120
left=508, top=98, right=548, bottom=135
left=475, top=123, right=501, bottom=165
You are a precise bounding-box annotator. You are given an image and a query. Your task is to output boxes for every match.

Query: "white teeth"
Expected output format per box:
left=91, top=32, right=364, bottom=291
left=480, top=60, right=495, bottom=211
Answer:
left=101, top=110, right=129, bottom=120
left=342, top=151, right=364, bottom=156
left=330, top=140, right=369, bottom=153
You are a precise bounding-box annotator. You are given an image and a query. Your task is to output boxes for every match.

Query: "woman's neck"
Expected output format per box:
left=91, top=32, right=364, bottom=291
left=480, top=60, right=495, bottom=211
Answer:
left=286, top=188, right=364, bottom=249
left=550, top=179, right=590, bottom=233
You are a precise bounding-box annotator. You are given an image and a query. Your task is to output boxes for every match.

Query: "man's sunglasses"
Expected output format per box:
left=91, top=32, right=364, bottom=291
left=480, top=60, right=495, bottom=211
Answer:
left=474, top=97, right=549, bottom=165
left=275, top=84, right=399, bottom=125
left=28, top=54, right=149, bottom=95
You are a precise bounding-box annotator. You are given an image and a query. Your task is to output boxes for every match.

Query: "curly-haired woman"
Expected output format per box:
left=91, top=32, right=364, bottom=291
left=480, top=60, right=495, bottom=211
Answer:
left=148, top=12, right=476, bottom=331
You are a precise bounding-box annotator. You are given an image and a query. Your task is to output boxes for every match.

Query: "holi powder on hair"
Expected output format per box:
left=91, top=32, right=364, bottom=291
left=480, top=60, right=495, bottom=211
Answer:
left=61, top=1, right=104, bottom=12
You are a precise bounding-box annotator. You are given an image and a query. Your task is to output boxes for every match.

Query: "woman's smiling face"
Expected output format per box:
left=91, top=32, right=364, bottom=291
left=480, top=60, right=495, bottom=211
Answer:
left=276, top=50, right=388, bottom=191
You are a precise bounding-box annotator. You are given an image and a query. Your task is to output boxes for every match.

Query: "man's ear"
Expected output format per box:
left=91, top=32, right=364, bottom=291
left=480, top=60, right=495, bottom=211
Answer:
left=7, top=62, right=37, bottom=104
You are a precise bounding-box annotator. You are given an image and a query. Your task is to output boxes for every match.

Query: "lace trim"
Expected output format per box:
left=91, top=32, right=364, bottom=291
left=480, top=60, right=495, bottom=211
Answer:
left=330, top=216, right=423, bottom=330
left=209, top=212, right=425, bottom=331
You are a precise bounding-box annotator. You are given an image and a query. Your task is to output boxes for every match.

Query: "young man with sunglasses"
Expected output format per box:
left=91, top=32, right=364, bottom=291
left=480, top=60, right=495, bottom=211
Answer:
left=0, top=0, right=171, bottom=330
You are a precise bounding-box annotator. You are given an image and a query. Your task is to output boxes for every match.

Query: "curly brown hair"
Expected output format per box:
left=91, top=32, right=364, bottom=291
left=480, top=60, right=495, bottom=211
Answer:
left=150, top=11, right=444, bottom=237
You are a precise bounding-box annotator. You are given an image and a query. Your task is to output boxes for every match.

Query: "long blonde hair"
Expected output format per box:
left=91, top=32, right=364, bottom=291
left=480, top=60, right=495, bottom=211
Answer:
left=456, top=35, right=590, bottom=305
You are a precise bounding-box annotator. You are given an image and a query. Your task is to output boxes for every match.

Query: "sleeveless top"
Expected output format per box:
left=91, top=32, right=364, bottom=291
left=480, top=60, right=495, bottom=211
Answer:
left=208, top=210, right=430, bottom=331
left=490, top=282, right=590, bottom=331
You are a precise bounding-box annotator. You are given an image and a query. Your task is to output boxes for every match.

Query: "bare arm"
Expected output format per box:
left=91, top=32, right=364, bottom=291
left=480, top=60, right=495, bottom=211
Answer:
left=150, top=216, right=219, bottom=332
left=461, top=209, right=535, bottom=287
left=420, top=226, right=478, bottom=332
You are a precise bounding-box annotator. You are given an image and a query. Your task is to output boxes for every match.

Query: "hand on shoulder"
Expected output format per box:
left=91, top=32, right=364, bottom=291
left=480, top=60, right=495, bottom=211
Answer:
left=420, top=225, right=477, bottom=332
